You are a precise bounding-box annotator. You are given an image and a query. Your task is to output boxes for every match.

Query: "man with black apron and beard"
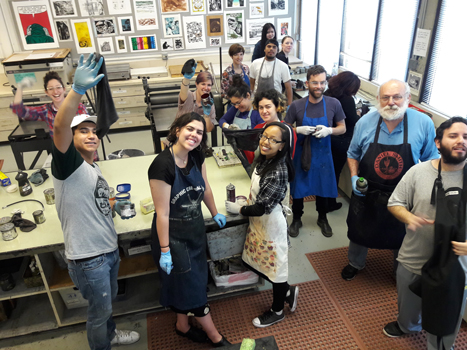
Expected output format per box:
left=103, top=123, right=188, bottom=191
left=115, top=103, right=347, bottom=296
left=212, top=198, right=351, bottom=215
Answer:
left=341, top=79, right=439, bottom=281
left=383, top=117, right=467, bottom=350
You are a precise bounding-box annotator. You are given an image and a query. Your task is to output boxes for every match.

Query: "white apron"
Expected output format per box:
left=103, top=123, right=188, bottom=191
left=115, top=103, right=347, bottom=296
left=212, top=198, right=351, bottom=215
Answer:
left=242, top=168, right=288, bottom=283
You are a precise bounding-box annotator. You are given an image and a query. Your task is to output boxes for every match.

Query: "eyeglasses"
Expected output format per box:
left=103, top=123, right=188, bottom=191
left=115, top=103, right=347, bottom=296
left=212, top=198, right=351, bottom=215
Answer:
left=231, top=98, right=244, bottom=107
left=309, top=81, right=327, bottom=87
left=259, top=133, right=285, bottom=145
left=380, top=94, right=405, bottom=102
left=46, top=86, right=64, bottom=92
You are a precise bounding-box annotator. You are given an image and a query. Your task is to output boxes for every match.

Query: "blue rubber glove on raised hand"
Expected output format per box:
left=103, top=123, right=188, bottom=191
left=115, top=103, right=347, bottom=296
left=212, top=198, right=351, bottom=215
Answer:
left=183, top=61, right=197, bottom=80
left=114, top=200, right=134, bottom=219
left=351, top=175, right=365, bottom=197
left=213, top=213, right=226, bottom=228
left=72, top=53, right=105, bottom=95
left=202, top=97, right=213, bottom=116
left=160, top=250, right=173, bottom=275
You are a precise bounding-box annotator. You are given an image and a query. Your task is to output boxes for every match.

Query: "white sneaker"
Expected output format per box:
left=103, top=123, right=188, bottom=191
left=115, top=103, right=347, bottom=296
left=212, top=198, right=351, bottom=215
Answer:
left=110, top=329, right=140, bottom=345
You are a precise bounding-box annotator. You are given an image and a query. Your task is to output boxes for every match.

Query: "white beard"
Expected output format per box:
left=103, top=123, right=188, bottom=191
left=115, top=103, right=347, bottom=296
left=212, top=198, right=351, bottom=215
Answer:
left=377, top=99, right=409, bottom=121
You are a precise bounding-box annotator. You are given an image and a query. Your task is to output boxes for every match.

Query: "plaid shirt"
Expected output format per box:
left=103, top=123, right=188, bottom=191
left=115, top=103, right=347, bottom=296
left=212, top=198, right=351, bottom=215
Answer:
left=221, top=64, right=250, bottom=96
left=254, top=158, right=288, bottom=215
left=10, top=102, right=87, bottom=137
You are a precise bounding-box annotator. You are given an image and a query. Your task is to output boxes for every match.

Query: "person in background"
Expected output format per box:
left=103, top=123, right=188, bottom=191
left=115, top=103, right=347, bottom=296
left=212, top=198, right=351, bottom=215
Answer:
left=276, top=36, right=294, bottom=68
left=10, top=71, right=87, bottom=137
left=177, top=61, right=216, bottom=132
left=148, top=112, right=230, bottom=348
left=252, top=23, right=276, bottom=62
left=323, top=70, right=361, bottom=213
left=225, top=122, right=299, bottom=328
left=221, top=44, right=250, bottom=110
left=52, top=53, right=140, bottom=350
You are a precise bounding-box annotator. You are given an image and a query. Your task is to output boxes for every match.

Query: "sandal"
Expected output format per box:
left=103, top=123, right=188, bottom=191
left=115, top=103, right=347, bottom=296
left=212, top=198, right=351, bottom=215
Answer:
left=175, top=324, right=208, bottom=343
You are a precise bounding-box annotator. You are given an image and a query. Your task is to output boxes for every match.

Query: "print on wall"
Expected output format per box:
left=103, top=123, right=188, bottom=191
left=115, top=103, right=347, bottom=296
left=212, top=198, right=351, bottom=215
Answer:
left=115, top=35, right=127, bottom=52
left=174, top=37, right=184, bottom=50
left=210, top=37, right=221, bottom=46
left=226, top=0, right=245, bottom=8
left=160, top=0, right=188, bottom=13
left=55, top=19, right=73, bottom=41
left=134, top=0, right=159, bottom=30
left=50, top=0, right=78, bottom=17
left=97, top=36, right=115, bottom=53
left=93, top=17, right=117, bottom=37
left=77, top=0, right=105, bottom=16
left=246, top=18, right=273, bottom=45
left=207, top=0, right=222, bottom=14
left=190, top=0, right=206, bottom=15
left=162, top=14, right=182, bottom=38
left=182, top=15, right=206, bottom=49
left=249, top=3, right=265, bottom=18
left=106, top=0, right=132, bottom=15
left=13, top=0, right=59, bottom=50
left=70, top=18, right=96, bottom=53
left=224, top=11, right=244, bottom=43
left=268, top=0, right=288, bottom=16
left=206, top=15, right=223, bottom=37
left=161, top=38, right=173, bottom=50
left=117, top=16, right=134, bottom=34
left=276, top=17, right=291, bottom=39
left=129, top=34, right=158, bottom=51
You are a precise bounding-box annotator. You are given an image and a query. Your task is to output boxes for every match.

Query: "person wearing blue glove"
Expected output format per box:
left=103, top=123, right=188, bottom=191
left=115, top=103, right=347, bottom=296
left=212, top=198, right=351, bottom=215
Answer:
left=51, top=53, right=140, bottom=349
left=351, top=175, right=365, bottom=197
left=114, top=200, right=136, bottom=219
left=176, top=59, right=216, bottom=133
left=148, top=113, right=230, bottom=347
left=225, top=122, right=299, bottom=328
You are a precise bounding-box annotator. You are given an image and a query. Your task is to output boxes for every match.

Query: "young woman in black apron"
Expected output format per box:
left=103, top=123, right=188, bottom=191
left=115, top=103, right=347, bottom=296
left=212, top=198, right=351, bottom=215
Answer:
left=148, top=112, right=230, bottom=347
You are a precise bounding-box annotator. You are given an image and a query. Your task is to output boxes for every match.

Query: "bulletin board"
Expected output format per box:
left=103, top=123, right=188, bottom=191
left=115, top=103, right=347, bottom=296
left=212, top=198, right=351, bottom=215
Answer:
left=8, top=0, right=295, bottom=59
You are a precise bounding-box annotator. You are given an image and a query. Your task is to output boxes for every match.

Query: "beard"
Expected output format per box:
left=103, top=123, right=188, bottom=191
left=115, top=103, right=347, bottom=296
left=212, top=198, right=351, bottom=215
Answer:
left=439, top=143, right=467, bottom=165
left=309, top=88, right=324, bottom=99
left=377, top=98, right=409, bottom=121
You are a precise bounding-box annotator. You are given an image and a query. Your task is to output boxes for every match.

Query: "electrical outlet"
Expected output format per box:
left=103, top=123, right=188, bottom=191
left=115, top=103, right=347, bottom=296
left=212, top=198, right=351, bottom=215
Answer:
left=162, top=53, right=168, bottom=60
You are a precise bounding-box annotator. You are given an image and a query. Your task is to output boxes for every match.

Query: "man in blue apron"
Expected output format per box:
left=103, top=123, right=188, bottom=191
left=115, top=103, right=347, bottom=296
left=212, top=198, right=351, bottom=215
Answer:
left=383, top=117, right=467, bottom=350
left=285, top=65, right=346, bottom=238
left=341, top=79, right=439, bottom=281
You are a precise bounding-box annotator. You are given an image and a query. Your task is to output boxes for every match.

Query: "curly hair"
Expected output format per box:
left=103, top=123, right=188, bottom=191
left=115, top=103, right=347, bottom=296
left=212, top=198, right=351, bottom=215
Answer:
left=167, top=112, right=208, bottom=152
left=44, top=71, right=64, bottom=91
left=253, top=89, right=287, bottom=120
left=324, top=71, right=360, bottom=100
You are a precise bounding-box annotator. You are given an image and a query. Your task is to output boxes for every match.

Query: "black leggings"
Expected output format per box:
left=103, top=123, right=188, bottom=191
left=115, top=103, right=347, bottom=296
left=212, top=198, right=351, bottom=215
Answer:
left=292, top=196, right=329, bottom=220
left=244, top=262, right=290, bottom=312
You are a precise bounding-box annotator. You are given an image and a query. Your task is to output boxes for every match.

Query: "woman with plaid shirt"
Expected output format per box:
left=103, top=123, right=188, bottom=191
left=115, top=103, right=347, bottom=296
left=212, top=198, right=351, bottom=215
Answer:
left=226, top=121, right=299, bottom=328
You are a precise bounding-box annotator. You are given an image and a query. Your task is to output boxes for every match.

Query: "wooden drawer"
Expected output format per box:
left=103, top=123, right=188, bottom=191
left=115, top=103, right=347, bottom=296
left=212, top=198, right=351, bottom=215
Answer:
left=110, top=85, right=144, bottom=97
left=116, top=106, right=146, bottom=118
left=110, top=115, right=150, bottom=129
left=113, top=96, right=145, bottom=108
left=0, top=97, right=13, bottom=109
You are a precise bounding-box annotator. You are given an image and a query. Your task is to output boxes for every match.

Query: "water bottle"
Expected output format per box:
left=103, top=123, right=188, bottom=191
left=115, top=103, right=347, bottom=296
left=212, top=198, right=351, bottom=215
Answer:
left=356, top=177, right=368, bottom=195
left=331, top=63, right=338, bottom=77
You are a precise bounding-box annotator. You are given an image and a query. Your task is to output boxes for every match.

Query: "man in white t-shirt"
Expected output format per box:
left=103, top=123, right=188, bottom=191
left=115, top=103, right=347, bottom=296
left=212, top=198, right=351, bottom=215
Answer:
left=250, top=39, right=292, bottom=105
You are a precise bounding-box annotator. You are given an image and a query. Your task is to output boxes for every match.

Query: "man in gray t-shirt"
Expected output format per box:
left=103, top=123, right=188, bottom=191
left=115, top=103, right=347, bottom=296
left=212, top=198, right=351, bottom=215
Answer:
left=383, top=117, right=467, bottom=350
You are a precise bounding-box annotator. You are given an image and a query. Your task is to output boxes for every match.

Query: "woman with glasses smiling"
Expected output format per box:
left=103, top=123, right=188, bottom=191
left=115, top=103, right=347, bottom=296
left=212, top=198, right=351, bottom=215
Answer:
left=11, top=71, right=87, bottom=137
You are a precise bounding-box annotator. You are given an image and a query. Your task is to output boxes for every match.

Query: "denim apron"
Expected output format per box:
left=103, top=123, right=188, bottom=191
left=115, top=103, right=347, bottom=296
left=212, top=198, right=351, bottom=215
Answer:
left=152, top=148, right=207, bottom=310
left=232, top=63, right=251, bottom=88
left=255, top=58, right=276, bottom=94
left=291, top=98, right=337, bottom=198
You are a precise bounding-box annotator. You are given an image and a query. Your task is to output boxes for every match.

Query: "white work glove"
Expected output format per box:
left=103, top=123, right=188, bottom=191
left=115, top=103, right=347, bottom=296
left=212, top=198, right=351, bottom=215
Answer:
left=17, top=77, right=35, bottom=90
left=314, top=125, right=332, bottom=138
left=225, top=200, right=242, bottom=214
left=222, top=123, right=230, bottom=129
left=296, top=126, right=316, bottom=135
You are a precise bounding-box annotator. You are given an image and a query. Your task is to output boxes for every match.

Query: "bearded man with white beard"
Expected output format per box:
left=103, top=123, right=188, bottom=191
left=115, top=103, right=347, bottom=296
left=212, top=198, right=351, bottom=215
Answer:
left=340, top=79, right=440, bottom=281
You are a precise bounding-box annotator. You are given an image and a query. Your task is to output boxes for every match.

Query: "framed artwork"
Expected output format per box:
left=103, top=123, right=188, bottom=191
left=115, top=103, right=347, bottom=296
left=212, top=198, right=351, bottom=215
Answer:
left=13, top=0, right=59, bottom=50
left=159, top=0, right=188, bottom=13
left=206, top=15, right=223, bottom=37
left=106, top=0, right=132, bottom=15
left=207, top=0, right=222, bottom=14
left=117, top=16, right=134, bottom=34
left=129, top=34, right=158, bottom=51
left=276, top=17, right=291, bottom=39
left=93, top=17, right=117, bottom=37
left=115, top=35, right=127, bottom=53
left=133, top=0, right=159, bottom=30
left=55, top=19, right=73, bottom=41
left=49, top=0, right=78, bottom=17
left=70, top=18, right=97, bottom=53
left=97, top=37, right=115, bottom=54
left=160, top=38, right=174, bottom=50
left=209, top=37, right=221, bottom=46
left=161, top=14, right=182, bottom=38
left=224, top=11, right=244, bottom=43
left=182, top=15, right=206, bottom=49
left=77, top=0, right=105, bottom=16
left=226, top=0, right=245, bottom=8
left=249, top=3, right=265, bottom=18
left=174, top=37, right=184, bottom=50
left=246, top=18, right=272, bottom=45
left=268, top=0, right=288, bottom=16
left=190, top=0, right=206, bottom=15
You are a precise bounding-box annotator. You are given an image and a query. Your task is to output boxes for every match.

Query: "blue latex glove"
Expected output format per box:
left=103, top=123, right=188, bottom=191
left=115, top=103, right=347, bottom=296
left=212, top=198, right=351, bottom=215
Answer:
left=213, top=213, right=226, bottom=228
left=114, top=200, right=134, bottom=219
left=351, top=175, right=365, bottom=197
left=72, top=53, right=105, bottom=95
left=160, top=250, right=173, bottom=275
left=202, top=97, right=213, bottom=116
left=183, top=61, right=197, bottom=80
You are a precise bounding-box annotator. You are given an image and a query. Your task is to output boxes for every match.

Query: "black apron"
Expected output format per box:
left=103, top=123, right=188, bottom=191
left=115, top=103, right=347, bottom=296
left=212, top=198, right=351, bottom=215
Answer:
left=347, top=115, right=414, bottom=249
left=151, top=148, right=207, bottom=310
left=410, top=162, right=467, bottom=336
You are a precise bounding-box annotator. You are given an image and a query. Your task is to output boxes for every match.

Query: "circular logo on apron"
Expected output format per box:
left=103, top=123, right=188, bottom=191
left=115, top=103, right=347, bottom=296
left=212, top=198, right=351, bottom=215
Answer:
left=374, top=151, right=404, bottom=180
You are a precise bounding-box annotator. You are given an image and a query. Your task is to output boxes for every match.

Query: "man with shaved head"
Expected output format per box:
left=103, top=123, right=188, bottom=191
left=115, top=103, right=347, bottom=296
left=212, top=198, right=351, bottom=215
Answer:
left=341, top=79, right=439, bottom=281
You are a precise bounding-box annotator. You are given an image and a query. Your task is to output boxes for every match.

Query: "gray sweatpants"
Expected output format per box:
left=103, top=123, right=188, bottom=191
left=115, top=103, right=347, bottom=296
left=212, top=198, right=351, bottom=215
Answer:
left=396, top=263, right=467, bottom=350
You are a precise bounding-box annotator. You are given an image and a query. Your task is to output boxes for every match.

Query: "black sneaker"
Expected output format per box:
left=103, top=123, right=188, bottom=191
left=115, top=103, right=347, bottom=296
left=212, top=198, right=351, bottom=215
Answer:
left=288, top=219, right=302, bottom=238
left=252, top=309, right=285, bottom=328
left=383, top=321, right=407, bottom=338
left=286, top=285, right=299, bottom=312
left=341, top=264, right=361, bottom=281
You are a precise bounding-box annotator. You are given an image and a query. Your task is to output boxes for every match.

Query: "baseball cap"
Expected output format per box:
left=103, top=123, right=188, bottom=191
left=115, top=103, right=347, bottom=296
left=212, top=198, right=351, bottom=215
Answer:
left=71, top=114, right=97, bottom=128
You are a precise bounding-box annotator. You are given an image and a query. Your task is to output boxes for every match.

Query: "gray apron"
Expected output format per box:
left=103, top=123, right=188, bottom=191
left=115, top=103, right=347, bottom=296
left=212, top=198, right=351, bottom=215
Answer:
left=256, top=58, right=276, bottom=94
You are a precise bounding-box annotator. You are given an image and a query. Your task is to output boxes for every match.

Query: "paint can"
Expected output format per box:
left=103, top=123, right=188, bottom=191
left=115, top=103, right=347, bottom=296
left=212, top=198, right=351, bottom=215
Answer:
left=0, top=223, right=18, bottom=241
left=120, top=203, right=136, bottom=219
left=226, top=183, right=236, bottom=202
left=43, top=188, right=55, bottom=205
left=0, top=217, right=11, bottom=225
left=33, top=210, right=46, bottom=224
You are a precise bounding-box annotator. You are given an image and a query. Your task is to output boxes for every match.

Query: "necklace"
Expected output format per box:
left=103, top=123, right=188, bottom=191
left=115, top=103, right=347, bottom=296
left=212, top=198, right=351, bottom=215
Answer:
left=174, top=152, right=188, bottom=165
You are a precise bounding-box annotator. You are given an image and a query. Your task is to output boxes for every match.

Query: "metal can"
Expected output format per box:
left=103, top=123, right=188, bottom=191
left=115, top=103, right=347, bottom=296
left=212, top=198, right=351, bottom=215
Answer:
left=43, top=188, right=55, bottom=205
left=33, top=210, right=46, bottom=224
left=120, top=203, right=136, bottom=219
left=0, top=217, right=11, bottom=225
left=226, top=183, right=236, bottom=202
left=0, top=223, right=18, bottom=241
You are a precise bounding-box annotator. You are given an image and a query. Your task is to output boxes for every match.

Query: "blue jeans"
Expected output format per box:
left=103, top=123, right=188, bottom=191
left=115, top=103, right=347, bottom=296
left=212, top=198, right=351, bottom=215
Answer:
left=348, top=240, right=399, bottom=272
left=67, top=250, right=120, bottom=350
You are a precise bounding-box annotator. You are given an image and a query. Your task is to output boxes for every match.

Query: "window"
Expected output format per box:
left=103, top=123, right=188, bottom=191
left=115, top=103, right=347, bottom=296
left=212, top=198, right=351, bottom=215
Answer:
left=422, top=0, right=467, bottom=117
left=299, top=0, right=318, bottom=66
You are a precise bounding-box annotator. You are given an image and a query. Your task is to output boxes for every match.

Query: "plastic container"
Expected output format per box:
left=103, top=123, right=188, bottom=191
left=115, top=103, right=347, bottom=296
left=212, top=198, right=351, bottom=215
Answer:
left=108, top=149, right=145, bottom=160
left=209, top=261, right=258, bottom=288
left=140, top=197, right=155, bottom=215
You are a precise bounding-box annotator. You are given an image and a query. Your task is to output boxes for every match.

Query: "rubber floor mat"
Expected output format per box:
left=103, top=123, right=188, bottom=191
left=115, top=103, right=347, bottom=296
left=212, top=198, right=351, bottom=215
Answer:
left=306, top=247, right=467, bottom=350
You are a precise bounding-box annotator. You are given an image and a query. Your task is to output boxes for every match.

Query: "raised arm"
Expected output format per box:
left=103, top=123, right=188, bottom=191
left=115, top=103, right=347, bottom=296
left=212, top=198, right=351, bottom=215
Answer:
left=179, top=61, right=197, bottom=103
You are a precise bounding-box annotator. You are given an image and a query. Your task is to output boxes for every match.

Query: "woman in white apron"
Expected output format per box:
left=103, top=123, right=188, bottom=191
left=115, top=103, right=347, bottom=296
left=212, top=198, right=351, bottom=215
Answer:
left=226, top=122, right=299, bottom=328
